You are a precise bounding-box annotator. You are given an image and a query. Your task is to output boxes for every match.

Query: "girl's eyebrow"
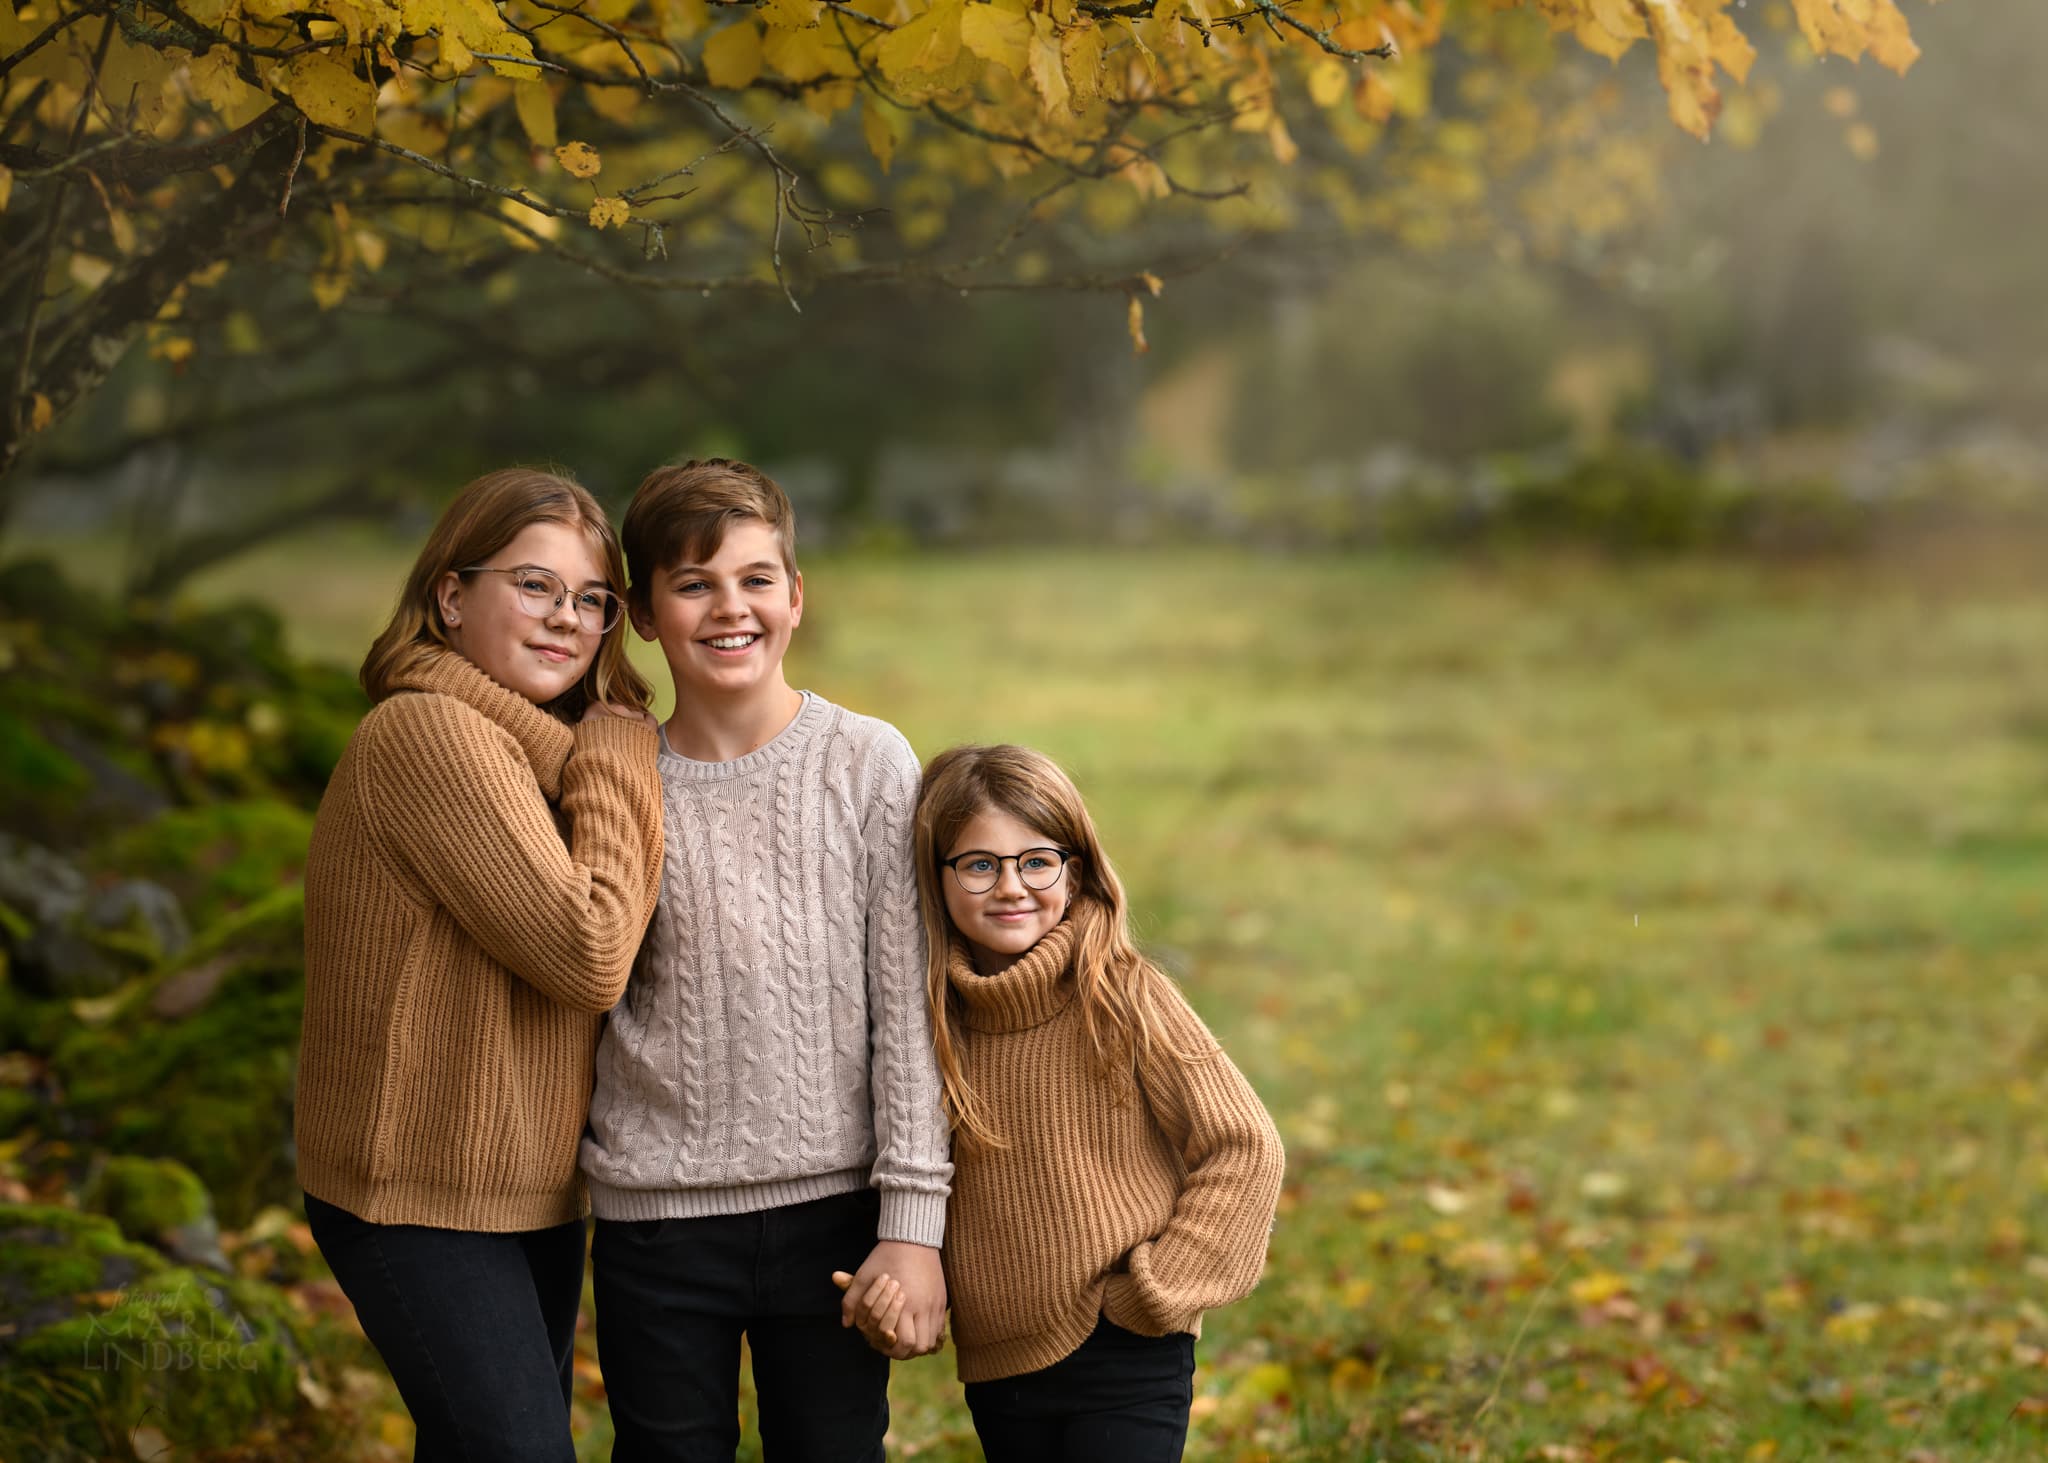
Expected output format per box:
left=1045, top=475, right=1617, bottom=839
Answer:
left=512, top=562, right=609, bottom=590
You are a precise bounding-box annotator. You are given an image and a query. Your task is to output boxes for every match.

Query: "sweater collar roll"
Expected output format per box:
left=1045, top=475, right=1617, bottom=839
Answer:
left=949, top=921, right=1078, bottom=1033
left=389, top=647, right=575, bottom=799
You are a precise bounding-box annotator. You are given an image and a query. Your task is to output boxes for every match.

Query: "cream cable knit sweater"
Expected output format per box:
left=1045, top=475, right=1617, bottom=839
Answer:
left=580, top=693, right=953, bottom=1247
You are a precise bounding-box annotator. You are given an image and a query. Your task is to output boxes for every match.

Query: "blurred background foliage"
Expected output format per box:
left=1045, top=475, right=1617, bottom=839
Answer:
left=5, top=0, right=2048, bottom=1458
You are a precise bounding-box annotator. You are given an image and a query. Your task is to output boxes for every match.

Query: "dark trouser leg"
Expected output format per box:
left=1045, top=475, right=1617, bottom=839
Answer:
left=964, top=1318, right=1197, bottom=1463
left=304, top=1193, right=584, bottom=1463
left=750, top=1191, right=890, bottom=1463
left=591, top=1215, right=749, bottom=1463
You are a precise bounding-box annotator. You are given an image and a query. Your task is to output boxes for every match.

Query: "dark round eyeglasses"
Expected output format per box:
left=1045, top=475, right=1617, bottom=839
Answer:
left=940, top=847, right=1074, bottom=895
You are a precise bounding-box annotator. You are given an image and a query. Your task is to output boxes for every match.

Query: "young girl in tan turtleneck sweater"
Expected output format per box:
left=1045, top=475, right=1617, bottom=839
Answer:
left=839, top=743, right=1285, bottom=1463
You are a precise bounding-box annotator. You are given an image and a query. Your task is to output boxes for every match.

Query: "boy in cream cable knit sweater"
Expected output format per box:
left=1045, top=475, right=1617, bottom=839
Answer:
left=579, top=460, right=953, bottom=1462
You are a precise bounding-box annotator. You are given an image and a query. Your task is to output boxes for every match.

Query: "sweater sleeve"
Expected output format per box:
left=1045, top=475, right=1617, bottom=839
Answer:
left=1101, top=983, right=1286, bottom=1337
left=860, top=727, right=954, bottom=1247
left=358, top=696, right=664, bottom=1014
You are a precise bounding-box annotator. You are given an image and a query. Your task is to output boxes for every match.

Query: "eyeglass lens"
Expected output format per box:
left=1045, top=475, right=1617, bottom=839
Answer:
left=952, top=850, right=1066, bottom=894
left=509, top=571, right=620, bottom=633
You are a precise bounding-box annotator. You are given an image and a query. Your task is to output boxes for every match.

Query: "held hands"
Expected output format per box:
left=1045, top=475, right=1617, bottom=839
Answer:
left=832, top=1241, right=946, bottom=1361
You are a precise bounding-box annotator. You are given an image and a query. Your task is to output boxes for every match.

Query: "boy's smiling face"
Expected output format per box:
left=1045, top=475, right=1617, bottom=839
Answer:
left=633, top=518, right=802, bottom=703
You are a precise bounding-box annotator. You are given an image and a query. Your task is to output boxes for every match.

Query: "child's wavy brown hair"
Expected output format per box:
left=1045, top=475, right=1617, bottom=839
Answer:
left=359, top=466, right=649, bottom=718
left=914, top=744, right=1209, bottom=1154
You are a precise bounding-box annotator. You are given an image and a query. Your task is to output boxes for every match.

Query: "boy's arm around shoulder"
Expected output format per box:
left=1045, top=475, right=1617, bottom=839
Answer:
left=856, top=722, right=953, bottom=1249
left=355, top=694, right=664, bottom=1013
left=1101, top=981, right=1286, bottom=1337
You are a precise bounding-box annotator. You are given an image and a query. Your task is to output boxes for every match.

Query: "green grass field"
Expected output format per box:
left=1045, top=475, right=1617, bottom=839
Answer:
left=57, top=534, right=2048, bottom=1461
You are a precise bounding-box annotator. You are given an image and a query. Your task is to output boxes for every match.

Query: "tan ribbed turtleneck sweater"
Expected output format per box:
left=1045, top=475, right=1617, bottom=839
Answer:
left=941, top=922, right=1286, bottom=1383
left=296, top=648, right=662, bottom=1231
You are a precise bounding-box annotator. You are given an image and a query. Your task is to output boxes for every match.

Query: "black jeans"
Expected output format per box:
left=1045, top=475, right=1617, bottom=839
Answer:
left=963, top=1317, right=1197, bottom=1463
left=592, top=1189, right=890, bottom=1463
left=303, top=1192, right=585, bottom=1463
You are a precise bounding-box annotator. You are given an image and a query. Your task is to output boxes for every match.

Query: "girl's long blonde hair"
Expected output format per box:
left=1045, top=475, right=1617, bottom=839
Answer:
left=359, top=467, right=651, bottom=718
left=914, top=744, right=1209, bottom=1154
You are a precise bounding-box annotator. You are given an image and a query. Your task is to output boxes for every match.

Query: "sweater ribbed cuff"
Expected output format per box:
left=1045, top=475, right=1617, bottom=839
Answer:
left=570, top=714, right=659, bottom=763
left=878, top=1187, right=949, bottom=1249
left=585, top=1167, right=868, bottom=1222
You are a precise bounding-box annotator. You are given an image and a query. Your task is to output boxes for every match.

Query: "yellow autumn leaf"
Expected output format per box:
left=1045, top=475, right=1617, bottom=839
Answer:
left=190, top=50, right=268, bottom=126
left=1705, top=7, right=1756, bottom=84
left=354, top=228, right=390, bottom=271
left=311, top=272, right=351, bottom=309
left=29, top=393, right=53, bottom=432
left=1026, top=11, right=1068, bottom=118
left=861, top=99, right=907, bottom=173
left=1863, top=0, right=1920, bottom=73
left=0, top=163, right=13, bottom=213
left=588, top=195, right=631, bottom=229
left=764, top=21, right=842, bottom=83
left=554, top=140, right=603, bottom=178
left=1568, top=1270, right=1632, bottom=1305
left=1267, top=114, right=1299, bottom=165
left=1138, top=270, right=1162, bottom=297
left=804, top=79, right=856, bottom=119
left=482, top=32, right=542, bottom=80
left=514, top=80, right=558, bottom=147
left=1308, top=58, right=1348, bottom=109
left=1126, top=294, right=1148, bottom=355
left=287, top=54, right=377, bottom=133
left=1589, top=0, right=1646, bottom=42
left=703, top=21, right=765, bottom=88
left=1062, top=21, right=1102, bottom=106
left=758, top=0, right=821, bottom=28
left=960, top=3, right=1032, bottom=79
left=876, top=0, right=964, bottom=83
left=1574, top=15, right=1633, bottom=62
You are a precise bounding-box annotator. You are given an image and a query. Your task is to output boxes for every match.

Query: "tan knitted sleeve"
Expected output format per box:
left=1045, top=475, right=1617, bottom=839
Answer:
left=357, top=696, right=663, bottom=1013
left=1102, top=983, right=1287, bottom=1337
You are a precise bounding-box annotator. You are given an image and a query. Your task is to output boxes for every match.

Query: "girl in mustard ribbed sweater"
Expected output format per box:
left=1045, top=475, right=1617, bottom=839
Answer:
left=839, top=744, right=1285, bottom=1463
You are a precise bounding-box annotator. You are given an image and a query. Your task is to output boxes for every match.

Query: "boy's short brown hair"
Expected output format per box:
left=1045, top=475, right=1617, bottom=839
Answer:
left=621, top=458, right=798, bottom=611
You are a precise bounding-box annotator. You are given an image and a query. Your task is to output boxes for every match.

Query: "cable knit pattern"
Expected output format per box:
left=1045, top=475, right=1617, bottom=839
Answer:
left=941, top=922, right=1287, bottom=1384
left=580, top=693, right=953, bottom=1247
left=295, top=648, right=664, bottom=1231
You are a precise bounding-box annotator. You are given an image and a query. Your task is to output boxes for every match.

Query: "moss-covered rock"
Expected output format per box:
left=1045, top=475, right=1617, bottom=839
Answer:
left=94, top=801, right=313, bottom=929
left=0, top=1203, right=305, bottom=1458
left=0, top=711, right=92, bottom=832
left=52, top=886, right=306, bottom=1225
left=84, top=1156, right=228, bottom=1272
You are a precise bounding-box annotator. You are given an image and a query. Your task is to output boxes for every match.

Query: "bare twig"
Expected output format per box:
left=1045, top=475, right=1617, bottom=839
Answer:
left=278, top=115, right=309, bottom=217
left=8, top=16, right=115, bottom=446
left=0, top=6, right=96, bottom=83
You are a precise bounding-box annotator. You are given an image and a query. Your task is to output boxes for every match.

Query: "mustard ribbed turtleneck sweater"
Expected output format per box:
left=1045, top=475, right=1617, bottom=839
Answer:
left=296, top=648, right=662, bottom=1231
left=940, top=921, right=1286, bottom=1383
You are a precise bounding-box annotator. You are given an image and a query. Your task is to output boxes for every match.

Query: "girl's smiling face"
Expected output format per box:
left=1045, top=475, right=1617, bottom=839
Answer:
left=941, top=807, right=1078, bottom=976
left=436, top=520, right=607, bottom=705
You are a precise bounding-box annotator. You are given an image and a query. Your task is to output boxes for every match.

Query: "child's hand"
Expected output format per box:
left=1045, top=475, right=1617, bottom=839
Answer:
left=835, top=1242, right=947, bottom=1360
left=832, top=1270, right=907, bottom=1355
